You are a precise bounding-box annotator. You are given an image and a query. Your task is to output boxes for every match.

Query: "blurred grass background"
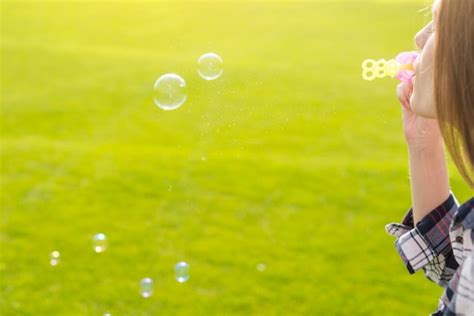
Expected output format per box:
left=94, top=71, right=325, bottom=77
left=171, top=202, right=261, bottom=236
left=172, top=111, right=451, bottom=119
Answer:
left=1, top=0, right=471, bottom=315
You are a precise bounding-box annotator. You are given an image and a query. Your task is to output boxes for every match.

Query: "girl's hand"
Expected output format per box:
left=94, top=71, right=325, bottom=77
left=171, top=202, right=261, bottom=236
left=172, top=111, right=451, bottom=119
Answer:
left=396, top=80, right=443, bottom=151
left=397, top=79, right=450, bottom=225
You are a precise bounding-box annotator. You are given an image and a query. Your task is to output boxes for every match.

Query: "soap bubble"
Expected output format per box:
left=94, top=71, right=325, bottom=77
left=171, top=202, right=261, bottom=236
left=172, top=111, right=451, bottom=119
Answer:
left=50, top=251, right=60, bottom=266
left=153, top=73, right=187, bottom=110
left=175, top=261, right=190, bottom=283
left=140, top=277, right=154, bottom=298
left=92, top=233, right=108, bottom=253
left=197, top=53, right=223, bottom=80
left=256, top=263, right=267, bottom=272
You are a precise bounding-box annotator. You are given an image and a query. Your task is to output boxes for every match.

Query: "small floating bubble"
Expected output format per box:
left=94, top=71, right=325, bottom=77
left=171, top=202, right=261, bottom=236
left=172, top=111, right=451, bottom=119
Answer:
left=50, top=251, right=60, bottom=266
left=153, top=73, right=187, bottom=110
left=140, top=277, right=154, bottom=298
left=256, top=263, right=267, bottom=272
left=197, top=53, right=223, bottom=80
left=175, top=261, right=190, bottom=283
left=92, top=233, right=108, bottom=253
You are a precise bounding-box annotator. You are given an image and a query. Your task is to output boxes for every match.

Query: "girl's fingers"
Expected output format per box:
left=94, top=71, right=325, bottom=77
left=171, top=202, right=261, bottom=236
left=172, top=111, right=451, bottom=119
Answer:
left=396, top=81, right=413, bottom=110
left=396, top=83, right=409, bottom=109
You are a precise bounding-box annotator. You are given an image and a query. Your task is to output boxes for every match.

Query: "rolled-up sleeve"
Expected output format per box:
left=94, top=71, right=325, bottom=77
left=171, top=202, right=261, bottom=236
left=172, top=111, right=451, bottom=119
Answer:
left=386, top=194, right=460, bottom=287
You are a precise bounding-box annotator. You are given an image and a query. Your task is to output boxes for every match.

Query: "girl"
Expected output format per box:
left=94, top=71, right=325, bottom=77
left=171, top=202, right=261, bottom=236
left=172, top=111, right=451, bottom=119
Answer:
left=385, top=0, right=473, bottom=314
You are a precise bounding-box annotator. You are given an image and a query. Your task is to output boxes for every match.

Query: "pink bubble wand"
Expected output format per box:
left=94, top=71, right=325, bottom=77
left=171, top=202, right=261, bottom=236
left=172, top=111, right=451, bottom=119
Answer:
left=361, top=51, right=418, bottom=83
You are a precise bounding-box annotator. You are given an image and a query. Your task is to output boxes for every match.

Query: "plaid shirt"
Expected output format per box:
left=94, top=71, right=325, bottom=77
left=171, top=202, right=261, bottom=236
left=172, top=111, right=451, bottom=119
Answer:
left=385, top=194, right=474, bottom=315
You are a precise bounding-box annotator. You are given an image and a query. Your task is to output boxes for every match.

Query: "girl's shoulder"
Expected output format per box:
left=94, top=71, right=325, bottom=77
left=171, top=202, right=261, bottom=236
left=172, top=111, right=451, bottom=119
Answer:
left=453, top=197, right=474, bottom=229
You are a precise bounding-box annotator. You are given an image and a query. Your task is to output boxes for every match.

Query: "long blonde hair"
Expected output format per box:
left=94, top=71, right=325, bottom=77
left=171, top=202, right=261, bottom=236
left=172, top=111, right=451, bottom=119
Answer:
left=434, top=0, right=474, bottom=187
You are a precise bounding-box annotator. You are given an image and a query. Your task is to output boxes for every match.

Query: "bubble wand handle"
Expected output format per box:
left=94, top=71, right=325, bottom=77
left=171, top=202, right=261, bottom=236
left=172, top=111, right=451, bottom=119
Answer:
left=361, top=51, right=418, bottom=82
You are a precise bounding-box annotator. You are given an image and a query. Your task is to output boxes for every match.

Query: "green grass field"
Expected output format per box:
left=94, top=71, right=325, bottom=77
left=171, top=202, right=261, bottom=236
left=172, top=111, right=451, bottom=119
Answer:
left=1, top=0, right=472, bottom=315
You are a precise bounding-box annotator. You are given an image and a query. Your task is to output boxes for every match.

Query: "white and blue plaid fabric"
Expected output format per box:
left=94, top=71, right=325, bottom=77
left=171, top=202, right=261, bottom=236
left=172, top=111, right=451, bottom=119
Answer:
left=386, top=195, right=474, bottom=316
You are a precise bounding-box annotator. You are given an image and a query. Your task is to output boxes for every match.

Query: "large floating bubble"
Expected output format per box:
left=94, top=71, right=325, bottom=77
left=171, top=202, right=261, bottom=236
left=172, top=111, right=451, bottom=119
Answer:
left=153, top=73, right=187, bottom=110
left=197, top=53, right=223, bottom=80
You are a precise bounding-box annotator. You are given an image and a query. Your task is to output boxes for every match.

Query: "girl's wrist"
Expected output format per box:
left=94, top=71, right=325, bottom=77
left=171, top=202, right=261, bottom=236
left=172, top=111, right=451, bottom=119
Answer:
left=408, top=137, right=450, bottom=224
left=408, top=140, right=442, bottom=150
left=408, top=139, right=446, bottom=171
left=407, top=134, right=444, bottom=153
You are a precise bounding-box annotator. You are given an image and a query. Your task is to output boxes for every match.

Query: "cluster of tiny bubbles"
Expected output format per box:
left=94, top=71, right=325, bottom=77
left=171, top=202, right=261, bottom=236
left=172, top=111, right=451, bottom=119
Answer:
left=140, top=277, right=154, bottom=298
left=92, top=233, right=108, bottom=253
left=175, top=261, right=190, bottom=283
left=256, top=263, right=267, bottom=272
left=50, top=251, right=60, bottom=266
left=197, top=53, right=223, bottom=81
left=153, top=73, right=187, bottom=111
